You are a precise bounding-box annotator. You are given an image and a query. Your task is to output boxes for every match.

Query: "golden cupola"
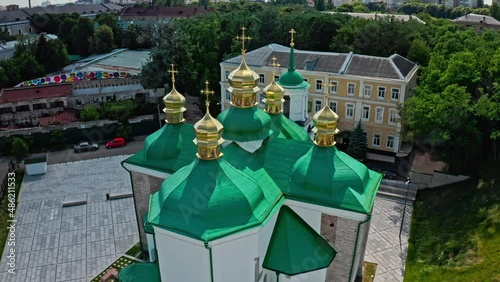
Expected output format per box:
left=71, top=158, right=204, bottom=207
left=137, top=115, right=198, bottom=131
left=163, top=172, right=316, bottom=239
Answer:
left=263, top=56, right=285, bottom=114
left=312, top=82, right=340, bottom=147
left=163, top=64, right=186, bottom=124
left=227, top=26, right=260, bottom=108
left=194, top=81, right=224, bottom=160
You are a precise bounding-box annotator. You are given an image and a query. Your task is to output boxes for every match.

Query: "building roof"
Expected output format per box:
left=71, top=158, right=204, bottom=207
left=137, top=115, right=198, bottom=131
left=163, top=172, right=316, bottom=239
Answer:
left=118, top=263, right=161, bottom=282
left=24, top=3, right=123, bottom=17
left=118, top=6, right=210, bottom=19
left=39, top=109, right=77, bottom=127
left=264, top=139, right=382, bottom=214
left=326, top=12, right=426, bottom=24
left=147, top=157, right=283, bottom=241
left=453, top=13, right=500, bottom=26
left=268, top=114, right=310, bottom=141
left=223, top=44, right=417, bottom=81
left=0, top=8, right=30, bottom=24
left=0, top=84, right=72, bottom=104
left=62, top=49, right=150, bottom=74
left=217, top=106, right=271, bottom=142
left=263, top=205, right=336, bottom=275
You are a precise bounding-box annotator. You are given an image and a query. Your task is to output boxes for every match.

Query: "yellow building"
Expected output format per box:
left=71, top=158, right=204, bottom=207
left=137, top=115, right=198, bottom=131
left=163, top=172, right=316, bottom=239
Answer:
left=220, top=43, right=418, bottom=162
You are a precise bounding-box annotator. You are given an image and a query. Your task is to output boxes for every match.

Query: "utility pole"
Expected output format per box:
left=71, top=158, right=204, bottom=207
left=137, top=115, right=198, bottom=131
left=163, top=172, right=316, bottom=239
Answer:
left=28, top=0, right=31, bottom=9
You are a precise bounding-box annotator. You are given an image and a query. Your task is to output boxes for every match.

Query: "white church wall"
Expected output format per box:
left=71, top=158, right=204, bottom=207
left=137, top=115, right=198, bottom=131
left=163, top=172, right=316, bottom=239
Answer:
left=279, top=269, right=326, bottom=282
left=286, top=88, right=308, bottom=122
left=286, top=204, right=321, bottom=231
left=146, top=233, right=156, bottom=262
left=212, top=228, right=260, bottom=282
left=258, top=210, right=280, bottom=268
left=154, top=227, right=211, bottom=282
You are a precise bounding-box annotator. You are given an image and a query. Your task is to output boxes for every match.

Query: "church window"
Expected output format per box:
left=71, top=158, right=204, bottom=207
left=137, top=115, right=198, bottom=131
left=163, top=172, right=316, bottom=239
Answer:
left=373, top=134, right=381, bottom=146
left=391, top=88, right=400, bottom=100
left=362, top=105, right=370, bottom=121
left=330, top=81, right=338, bottom=93
left=329, top=101, right=337, bottom=113
left=274, top=75, right=279, bottom=82
left=315, top=100, right=322, bottom=112
left=386, top=135, right=394, bottom=148
left=375, top=107, right=384, bottom=123
left=347, top=83, right=356, bottom=96
left=345, top=103, right=354, bottom=119
left=364, top=85, right=372, bottom=97
left=259, top=74, right=265, bottom=84
left=378, top=86, right=386, bottom=99
left=316, top=80, right=323, bottom=91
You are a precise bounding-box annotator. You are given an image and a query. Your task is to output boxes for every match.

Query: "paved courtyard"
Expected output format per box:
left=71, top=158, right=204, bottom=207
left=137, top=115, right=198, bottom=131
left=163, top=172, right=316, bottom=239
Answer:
left=0, top=155, right=138, bottom=282
left=365, top=198, right=413, bottom=282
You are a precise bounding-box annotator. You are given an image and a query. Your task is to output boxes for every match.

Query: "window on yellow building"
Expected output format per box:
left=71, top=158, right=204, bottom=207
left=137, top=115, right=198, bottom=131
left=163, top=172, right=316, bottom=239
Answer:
left=378, top=87, right=386, bottom=99
left=316, top=80, right=323, bottom=91
left=315, top=100, right=322, bottom=111
left=389, top=109, right=398, bottom=124
left=225, top=90, right=231, bottom=101
left=364, top=85, right=372, bottom=97
left=391, top=88, right=400, bottom=100
left=330, top=81, right=338, bottom=93
left=348, top=83, right=356, bottom=96
left=375, top=107, right=384, bottom=123
left=373, top=134, right=381, bottom=147
left=346, top=103, right=354, bottom=119
left=386, top=135, right=394, bottom=148
left=259, top=74, right=265, bottom=84
left=362, top=105, right=370, bottom=121
left=329, top=101, right=337, bottom=113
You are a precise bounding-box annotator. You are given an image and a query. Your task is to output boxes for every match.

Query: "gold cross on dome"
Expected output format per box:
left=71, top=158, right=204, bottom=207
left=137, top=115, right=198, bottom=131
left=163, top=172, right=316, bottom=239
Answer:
left=322, top=81, right=337, bottom=100
left=289, top=28, right=296, bottom=47
left=200, top=80, right=215, bottom=108
left=269, top=56, right=281, bottom=76
left=236, top=26, right=252, bottom=55
left=168, top=64, right=178, bottom=83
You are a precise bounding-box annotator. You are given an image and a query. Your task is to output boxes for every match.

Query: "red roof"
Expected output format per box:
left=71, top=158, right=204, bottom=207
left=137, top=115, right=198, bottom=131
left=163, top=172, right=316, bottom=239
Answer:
left=0, top=84, right=72, bottom=104
left=39, top=109, right=77, bottom=127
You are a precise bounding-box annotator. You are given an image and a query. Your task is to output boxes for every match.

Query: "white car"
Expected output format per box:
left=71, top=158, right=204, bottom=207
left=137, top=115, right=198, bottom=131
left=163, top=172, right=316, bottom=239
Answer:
left=73, top=142, right=99, bottom=153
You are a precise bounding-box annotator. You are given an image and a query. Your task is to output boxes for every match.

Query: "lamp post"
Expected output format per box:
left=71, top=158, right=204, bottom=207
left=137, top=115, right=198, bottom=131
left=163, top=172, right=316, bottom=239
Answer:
left=399, top=176, right=411, bottom=247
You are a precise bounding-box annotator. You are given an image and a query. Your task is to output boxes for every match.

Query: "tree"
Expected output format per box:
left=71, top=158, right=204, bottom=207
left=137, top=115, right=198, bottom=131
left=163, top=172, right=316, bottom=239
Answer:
left=89, top=24, right=115, bottom=54
left=116, top=122, right=132, bottom=140
left=95, top=13, right=122, bottom=47
left=407, top=39, right=430, bottom=66
left=50, top=129, right=66, bottom=151
left=13, top=53, right=45, bottom=82
left=35, top=35, right=70, bottom=73
left=72, top=17, right=94, bottom=57
left=11, top=137, right=29, bottom=162
left=315, top=0, right=325, bottom=11
left=347, top=121, right=367, bottom=160
left=58, top=16, right=78, bottom=54
left=79, top=105, right=100, bottom=121
left=491, top=2, right=500, bottom=21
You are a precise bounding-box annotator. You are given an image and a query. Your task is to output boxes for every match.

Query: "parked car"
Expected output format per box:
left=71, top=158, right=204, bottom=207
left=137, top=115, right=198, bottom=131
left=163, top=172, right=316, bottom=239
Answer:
left=74, top=142, right=99, bottom=153
left=105, top=137, right=126, bottom=149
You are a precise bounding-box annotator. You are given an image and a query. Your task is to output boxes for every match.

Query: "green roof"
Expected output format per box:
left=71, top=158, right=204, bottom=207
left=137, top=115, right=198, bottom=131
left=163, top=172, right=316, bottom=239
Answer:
left=143, top=212, right=154, bottom=234
left=217, top=106, right=271, bottom=142
left=264, top=139, right=382, bottom=214
left=263, top=205, right=336, bottom=275
left=118, top=263, right=160, bottom=282
left=278, top=46, right=309, bottom=88
left=123, top=123, right=197, bottom=174
left=268, top=113, right=310, bottom=141
left=148, top=157, right=283, bottom=242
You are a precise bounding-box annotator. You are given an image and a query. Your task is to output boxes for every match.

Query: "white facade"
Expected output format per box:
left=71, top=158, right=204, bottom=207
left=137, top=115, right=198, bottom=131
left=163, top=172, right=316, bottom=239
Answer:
left=284, top=85, right=309, bottom=123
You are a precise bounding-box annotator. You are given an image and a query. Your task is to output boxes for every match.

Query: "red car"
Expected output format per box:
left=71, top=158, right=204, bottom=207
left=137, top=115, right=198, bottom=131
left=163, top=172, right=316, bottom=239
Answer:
left=105, top=137, right=126, bottom=149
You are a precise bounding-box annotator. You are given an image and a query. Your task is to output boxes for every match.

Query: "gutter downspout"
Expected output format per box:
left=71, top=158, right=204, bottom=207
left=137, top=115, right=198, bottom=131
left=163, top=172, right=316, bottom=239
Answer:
left=276, top=272, right=280, bottom=282
left=348, top=214, right=371, bottom=282
left=204, top=241, right=214, bottom=282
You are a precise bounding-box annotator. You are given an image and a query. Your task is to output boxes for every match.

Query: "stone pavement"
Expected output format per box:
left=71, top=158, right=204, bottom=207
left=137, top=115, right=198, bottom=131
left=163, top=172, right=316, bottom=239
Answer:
left=0, top=155, right=139, bottom=282
left=365, top=198, right=413, bottom=282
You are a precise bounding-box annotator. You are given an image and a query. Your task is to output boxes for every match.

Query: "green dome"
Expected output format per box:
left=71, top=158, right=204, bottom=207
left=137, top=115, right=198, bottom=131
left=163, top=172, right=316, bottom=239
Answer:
left=148, top=158, right=283, bottom=241
left=279, top=70, right=307, bottom=87
left=269, top=113, right=310, bottom=141
left=217, top=107, right=271, bottom=142
left=144, top=123, right=184, bottom=160
left=289, top=146, right=382, bottom=214
left=119, top=263, right=160, bottom=282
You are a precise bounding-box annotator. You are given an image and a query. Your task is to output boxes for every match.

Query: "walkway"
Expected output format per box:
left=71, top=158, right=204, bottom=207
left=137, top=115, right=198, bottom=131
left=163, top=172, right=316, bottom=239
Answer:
left=0, top=155, right=138, bottom=282
left=365, top=198, right=413, bottom=282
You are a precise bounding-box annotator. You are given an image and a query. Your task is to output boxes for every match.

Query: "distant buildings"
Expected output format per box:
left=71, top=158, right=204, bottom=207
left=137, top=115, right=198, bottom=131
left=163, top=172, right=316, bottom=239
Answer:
left=363, top=0, right=480, bottom=8
left=325, top=11, right=426, bottom=24
left=453, top=13, right=500, bottom=33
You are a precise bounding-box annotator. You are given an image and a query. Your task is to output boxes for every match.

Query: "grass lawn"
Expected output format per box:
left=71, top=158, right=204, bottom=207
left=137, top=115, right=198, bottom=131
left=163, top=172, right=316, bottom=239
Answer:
left=405, top=162, right=500, bottom=281
left=0, top=169, right=24, bottom=257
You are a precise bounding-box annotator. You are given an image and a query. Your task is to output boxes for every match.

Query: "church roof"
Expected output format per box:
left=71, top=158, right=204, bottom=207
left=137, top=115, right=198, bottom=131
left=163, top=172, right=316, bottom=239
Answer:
left=264, top=139, right=382, bottom=214
left=119, top=263, right=161, bottom=282
left=147, top=157, right=283, bottom=241
left=217, top=106, right=271, bottom=142
left=263, top=205, right=336, bottom=275
left=268, top=113, right=310, bottom=141
left=223, top=44, right=417, bottom=81
left=123, top=123, right=197, bottom=174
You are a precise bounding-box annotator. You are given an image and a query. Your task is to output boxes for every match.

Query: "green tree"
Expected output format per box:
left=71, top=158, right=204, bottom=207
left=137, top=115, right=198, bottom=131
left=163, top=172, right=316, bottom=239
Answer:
left=72, top=17, right=94, bottom=57
left=13, top=53, right=45, bottom=81
left=50, top=129, right=66, bottom=150
left=347, top=121, right=367, bottom=160
left=11, top=137, right=29, bottom=162
left=89, top=24, right=115, bottom=54
left=315, top=0, right=325, bottom=11
left=58, top=16, right=78, bottom=54
left=95, top=13, right=122, bottom=47
left=491, top=2, right=500, bottom=20
left=79, top=105, right=100, bottom=121
left=407, top=38, right=430, bottom=66
left=116, top=122, right=132, bottom=140
left=35, top=35, right=70, bottom=73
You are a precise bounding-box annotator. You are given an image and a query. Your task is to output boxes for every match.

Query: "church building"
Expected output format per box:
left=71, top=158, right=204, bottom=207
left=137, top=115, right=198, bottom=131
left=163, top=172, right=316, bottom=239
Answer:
left=120, top=28, right=382, bottom=282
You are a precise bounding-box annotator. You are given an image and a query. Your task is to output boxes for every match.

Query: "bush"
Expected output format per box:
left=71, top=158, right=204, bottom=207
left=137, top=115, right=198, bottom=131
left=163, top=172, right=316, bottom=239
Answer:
left=80, top=105, right=100, bottom=121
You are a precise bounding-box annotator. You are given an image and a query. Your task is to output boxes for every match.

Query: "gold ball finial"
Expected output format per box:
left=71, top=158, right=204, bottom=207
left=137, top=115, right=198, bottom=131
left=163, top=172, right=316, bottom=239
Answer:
left=236, top=26, right=252, bottom=56
left=289, top=28, right=296, bottom=47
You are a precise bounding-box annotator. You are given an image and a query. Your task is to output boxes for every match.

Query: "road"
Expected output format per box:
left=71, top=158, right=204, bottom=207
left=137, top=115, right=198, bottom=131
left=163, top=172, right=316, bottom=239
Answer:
left=45, top=136, right=146, bottom=164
